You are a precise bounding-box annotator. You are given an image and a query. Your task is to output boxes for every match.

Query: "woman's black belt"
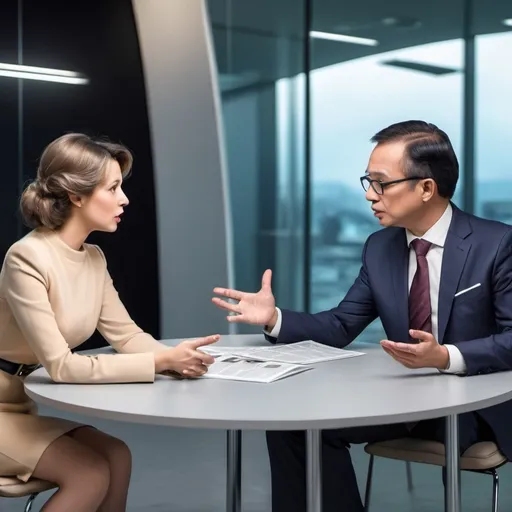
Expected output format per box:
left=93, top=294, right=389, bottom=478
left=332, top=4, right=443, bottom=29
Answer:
left=0, top=358, right=40, bottom=377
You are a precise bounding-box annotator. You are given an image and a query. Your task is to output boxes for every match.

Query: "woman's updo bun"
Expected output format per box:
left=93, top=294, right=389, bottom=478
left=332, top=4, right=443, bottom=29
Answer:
left=20, top=179, right=70, bottom=230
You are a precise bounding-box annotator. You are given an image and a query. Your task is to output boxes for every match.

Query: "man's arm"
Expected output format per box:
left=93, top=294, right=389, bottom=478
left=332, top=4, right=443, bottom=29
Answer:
left=452, top=230, right=512, bottom=375
left=265, top=239, right=378, bottom=348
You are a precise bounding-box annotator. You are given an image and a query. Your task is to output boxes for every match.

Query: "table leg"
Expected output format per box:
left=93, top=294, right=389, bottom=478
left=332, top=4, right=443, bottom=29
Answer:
left=306, top=429, right=322, bottom=512
left=445, top=414, right=461, bottom=512
left=226, top=429, right=242, bottom=512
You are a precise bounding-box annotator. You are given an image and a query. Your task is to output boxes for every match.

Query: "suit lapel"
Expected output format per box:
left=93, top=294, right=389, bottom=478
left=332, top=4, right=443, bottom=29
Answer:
left=437, top=207, right=472, bottom=343
left=390, top=229, right=410, bottom=341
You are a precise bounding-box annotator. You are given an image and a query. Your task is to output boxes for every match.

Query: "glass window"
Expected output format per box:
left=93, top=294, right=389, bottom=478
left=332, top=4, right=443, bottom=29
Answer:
left=474, top=14, right=512, bottom=222
left=310, top=0, right=464, bottom=342
left=208, top=0, right=307, bottom=331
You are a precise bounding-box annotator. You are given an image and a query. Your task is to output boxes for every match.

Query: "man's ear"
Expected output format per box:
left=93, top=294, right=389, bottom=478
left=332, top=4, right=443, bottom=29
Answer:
left=421, top=179, right=436, bottom=201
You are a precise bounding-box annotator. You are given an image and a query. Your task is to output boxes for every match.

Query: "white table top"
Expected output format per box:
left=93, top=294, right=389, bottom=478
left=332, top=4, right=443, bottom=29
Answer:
left=24, top=335, right=512, bottom=430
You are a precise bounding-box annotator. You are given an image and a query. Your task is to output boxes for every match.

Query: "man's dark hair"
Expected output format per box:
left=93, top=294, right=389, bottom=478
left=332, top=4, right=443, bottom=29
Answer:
left=371, top=120, right=459, bottom=199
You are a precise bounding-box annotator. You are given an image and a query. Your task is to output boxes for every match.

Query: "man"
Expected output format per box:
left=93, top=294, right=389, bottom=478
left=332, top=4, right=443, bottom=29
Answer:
left=212, top=120, right=512, bottom=512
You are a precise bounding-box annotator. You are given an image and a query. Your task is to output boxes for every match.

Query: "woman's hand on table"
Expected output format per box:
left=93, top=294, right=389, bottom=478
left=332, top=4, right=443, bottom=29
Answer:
left=154, top=334, right=219, bottom=378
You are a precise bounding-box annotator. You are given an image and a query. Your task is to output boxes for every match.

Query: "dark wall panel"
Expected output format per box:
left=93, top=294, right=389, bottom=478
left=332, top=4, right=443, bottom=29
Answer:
left=18, top=0, right=159, bottom=346
left=0, top=0, right=22, bottom=261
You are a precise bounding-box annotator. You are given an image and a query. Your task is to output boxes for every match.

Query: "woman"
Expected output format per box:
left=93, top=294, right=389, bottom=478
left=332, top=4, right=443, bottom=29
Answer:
left=0, top=133, right=218, bottom=511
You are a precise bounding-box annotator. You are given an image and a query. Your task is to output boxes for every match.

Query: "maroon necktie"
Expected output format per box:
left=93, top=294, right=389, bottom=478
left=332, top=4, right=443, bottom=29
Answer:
left=409, top=239, right=433, bottom=335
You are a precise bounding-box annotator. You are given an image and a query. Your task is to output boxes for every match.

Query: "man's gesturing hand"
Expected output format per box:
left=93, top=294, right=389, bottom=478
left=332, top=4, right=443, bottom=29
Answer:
left=212, top=269, right=278, bottom=329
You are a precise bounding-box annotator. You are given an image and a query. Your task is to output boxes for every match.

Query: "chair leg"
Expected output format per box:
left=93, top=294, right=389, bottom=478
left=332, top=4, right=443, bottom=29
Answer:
left=24, top=493, right=38, bottom=512
left=363, top=455, right=375, bottom=512
left=491, top=469, right=499, bottom=512
left=406, top=461, right=414, bottom=492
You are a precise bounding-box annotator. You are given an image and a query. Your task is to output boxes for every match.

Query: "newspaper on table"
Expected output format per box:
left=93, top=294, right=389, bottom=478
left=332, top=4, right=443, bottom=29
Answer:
left=203, top=340, right=364, bottom=365
left=201, top=354, right=311, bottom=383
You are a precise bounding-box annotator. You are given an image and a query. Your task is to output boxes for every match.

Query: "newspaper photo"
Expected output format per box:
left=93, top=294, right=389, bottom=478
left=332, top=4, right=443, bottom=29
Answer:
left=201, top=354, right=311, bottom=383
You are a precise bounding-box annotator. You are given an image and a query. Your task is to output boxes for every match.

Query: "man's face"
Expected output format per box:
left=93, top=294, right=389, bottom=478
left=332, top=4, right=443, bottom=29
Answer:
left=363, top=141, right=426, bottom=228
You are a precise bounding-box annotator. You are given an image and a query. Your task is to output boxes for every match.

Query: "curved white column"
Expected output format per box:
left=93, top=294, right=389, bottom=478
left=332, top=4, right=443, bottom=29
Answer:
left=132, top=0, right=234, bottom=338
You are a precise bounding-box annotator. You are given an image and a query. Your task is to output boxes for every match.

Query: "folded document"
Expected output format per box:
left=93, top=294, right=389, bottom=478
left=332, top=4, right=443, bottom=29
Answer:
left=202, top=355, right=310, bottom=383
left=204, top=340, right=364, bottom=365
left=199, top=341, right=364, bottom=383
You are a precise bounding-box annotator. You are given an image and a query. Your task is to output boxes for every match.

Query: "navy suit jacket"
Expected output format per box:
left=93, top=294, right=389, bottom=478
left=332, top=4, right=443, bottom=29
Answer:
left=272, top=205, right=512, bottom=458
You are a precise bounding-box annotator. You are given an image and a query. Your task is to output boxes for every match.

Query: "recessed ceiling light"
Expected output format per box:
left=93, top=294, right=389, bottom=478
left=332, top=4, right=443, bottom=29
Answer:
left=310, top=31, right=379, bottom=47
left=381, top=17, right=422, bottom=29
left=502, top=18, right=512, bottom=27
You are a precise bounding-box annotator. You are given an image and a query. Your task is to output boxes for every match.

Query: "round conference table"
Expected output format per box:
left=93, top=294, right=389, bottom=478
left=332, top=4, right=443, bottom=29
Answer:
left=24, top=334, right=512, bottom=512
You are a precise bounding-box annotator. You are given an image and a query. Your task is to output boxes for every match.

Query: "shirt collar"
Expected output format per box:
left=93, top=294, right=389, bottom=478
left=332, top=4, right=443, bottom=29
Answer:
left=406, top=203, right=453, bottom=249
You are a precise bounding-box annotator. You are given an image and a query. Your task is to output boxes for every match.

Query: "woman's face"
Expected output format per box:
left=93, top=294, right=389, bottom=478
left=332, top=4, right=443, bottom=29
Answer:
left=79, top=159, right=129, bottom=233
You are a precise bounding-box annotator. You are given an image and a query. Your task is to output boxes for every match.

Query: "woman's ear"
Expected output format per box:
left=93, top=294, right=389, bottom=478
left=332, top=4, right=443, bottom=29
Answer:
left=69, top=193, right=82, bottom=207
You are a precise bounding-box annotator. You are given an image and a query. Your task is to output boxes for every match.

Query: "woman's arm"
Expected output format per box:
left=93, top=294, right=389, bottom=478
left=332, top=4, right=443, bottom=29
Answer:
left=4, top=244, right=156, bottom=384
left=94, top=246, right=168, bottom=354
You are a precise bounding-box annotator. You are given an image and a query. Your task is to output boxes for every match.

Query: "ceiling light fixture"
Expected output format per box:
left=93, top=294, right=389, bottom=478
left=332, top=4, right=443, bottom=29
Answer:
left=381, top=59, right=460, bottom=76
left=310, top=30, right=379, bottom=47
left=502, top=19, right=512, bottom=27
left=0, top=63, right=89, bottom=84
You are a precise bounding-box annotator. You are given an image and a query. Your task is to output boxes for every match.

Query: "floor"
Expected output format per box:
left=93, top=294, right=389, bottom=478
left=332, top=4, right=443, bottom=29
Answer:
left=3, top=405, right=511, bottom=511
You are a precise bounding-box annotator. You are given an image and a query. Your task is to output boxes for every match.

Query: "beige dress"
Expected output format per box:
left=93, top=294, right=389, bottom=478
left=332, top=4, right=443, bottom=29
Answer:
left=0, top=228, right=167, bottom=482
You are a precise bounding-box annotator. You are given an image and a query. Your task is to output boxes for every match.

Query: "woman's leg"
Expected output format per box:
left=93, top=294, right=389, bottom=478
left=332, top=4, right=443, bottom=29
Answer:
left=32, top=433, right=110, bottom=511
left=68, top=427, right=132, bottom=512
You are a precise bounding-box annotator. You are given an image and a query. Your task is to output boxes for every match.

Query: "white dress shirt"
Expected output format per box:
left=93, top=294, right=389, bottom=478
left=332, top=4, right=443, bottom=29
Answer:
left=267, top=203, right=467, bottom=373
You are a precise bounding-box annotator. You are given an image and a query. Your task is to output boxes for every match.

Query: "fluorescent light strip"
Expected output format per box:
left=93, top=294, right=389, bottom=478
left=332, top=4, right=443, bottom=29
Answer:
left=0, top=62, right=82, bottom=77
left=310, top=30, right=379, bottom=47
left=0, top=69, right=89, bottom=85
left=503, top=19, right=512, bottom=27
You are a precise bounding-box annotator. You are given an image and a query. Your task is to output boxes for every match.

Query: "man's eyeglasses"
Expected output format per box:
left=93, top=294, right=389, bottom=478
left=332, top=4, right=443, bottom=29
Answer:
left=360, top=175, right=423, bottom=195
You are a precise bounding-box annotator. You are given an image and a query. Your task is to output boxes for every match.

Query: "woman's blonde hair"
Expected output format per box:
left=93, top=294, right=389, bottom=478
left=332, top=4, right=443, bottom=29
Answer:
left=20, top=133, right=133, bottom=230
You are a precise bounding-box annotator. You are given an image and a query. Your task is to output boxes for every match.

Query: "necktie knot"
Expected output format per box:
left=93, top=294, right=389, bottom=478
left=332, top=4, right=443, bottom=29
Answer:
left=411, top=238, right=432, bottom=257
